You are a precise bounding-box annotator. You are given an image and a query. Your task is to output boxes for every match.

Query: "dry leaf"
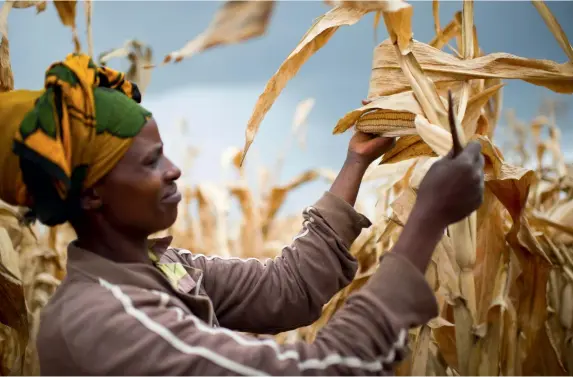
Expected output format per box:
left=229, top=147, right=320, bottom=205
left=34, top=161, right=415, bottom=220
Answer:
left=532, top=1, right=573, bottom=63
left=99, top=40, right=153, bottom=94
left=429, top=11, right=462, bottom=50
left=163, top=1, right=275, bottom=64
left=325, top=0, right=410, bottom=12
left=292, top=98, right=315, bottom=150
left=369, top=39, right=573, bottom=98
left=382, top=2, right=413, bottom=54
left=53, top=0, right=80, bottom=53
left=241, top=6, right=370, bottom=164
left=381, top=135, right=436, bottom=164
left=0, top=1, right=13, bottom=92
left=85, top=0, right=93, bottom=57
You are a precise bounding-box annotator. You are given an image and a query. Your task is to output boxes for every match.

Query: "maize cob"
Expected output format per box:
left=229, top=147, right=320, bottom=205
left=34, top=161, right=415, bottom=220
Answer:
left=355, top=109, right=417, bottom=136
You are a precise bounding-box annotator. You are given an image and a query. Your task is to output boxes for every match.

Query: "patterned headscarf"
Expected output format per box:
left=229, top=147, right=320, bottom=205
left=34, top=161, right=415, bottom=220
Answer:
left=0, top=53, right=152, bottom=225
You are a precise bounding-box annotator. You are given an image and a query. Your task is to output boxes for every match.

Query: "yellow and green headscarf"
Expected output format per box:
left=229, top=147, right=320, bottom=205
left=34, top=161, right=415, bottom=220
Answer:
left=0, top=53, right=152, bottom=225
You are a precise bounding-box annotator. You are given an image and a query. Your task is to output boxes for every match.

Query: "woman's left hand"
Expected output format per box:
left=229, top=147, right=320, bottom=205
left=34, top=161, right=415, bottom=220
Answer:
left=346, top=98, right=395, bottom=166
left=347, top=131, right=395, bottom=167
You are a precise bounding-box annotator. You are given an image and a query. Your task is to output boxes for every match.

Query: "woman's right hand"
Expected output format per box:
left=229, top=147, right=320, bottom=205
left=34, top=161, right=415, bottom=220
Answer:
left=415, top=141, right=485, bottom=228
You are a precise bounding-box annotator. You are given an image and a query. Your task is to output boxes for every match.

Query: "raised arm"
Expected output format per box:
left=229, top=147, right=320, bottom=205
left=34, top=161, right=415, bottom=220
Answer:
left=60, top=141, right=484, bottom=376
left=180, top=132, right=396, bottom=333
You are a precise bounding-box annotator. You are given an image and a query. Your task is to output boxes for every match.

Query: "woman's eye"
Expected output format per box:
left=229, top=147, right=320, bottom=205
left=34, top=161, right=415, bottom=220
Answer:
left=145, top=156, right=159, bottom=166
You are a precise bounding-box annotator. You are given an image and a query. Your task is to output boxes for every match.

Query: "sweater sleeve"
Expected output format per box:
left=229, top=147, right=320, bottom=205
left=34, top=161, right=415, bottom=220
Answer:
left=179, top=191, right=372, bottom=333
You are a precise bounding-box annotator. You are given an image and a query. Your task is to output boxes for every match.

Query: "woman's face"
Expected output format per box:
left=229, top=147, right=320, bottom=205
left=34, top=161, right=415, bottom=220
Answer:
left=87, top=119, right=182, bottom=236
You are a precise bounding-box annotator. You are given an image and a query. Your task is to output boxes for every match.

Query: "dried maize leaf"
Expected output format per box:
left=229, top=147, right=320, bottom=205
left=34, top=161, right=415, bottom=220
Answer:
left=373, top=10, right=382, bottom=44
left=381, top=3, right=413, bottom=54
left=195, top=185, right=226, bottom=256
left=35, top=1, right=46, bottom=13
left=521, top=321, right=568, bottom=375
left=530, top=211, right=573, bottom=242
left=560, top=282, right=573, bottom=329
left=325, top=0, right=410, bottom=12
left=451, top=297, right=474, bottom=375
left=461, top=84, right=504, bottom=139
left=53, top=0, right=80, bottom=52
left=387, top=41, right=448, bottom=127
left=389, top=186, right=416, bottom=224
left=432, top=0, right=440, bottom=35
left=456, top=0, right=474, bottom=122
left=0, top=1, right=13, bottom=93
left=407, top=155, right=437, bottom=190
left=470, top=261, right=508, bottom=376
left=483, top=78, right=503, bottom=136
left=369, top=40, right=573, bottom=98
left=229, top=185, right=263, bottom=258
left=99, top=40, right=153, bottom=95
left=0, top=35, right=12, bottom=92
left=261, top=170, right=319, bottom=236
left=410, top=325, right=432, bottom=375
left=381, top=135, right=436, bottom=164
left=0, top=227, right=28, bottom=375
left=85, top=0, right=93, bottom=57
left=292, top=98, right=314, bottom=150
left=429, top=11, right=462, bottom=50
left=241, top=6, right=369, bottom=163
left=549, top=200, right=573, bottom=244
left=532, top=1, right=573, bottom=63
left=433, top=237, right=461, bottom=303
left=507, top=242, right=552, bottom=367
left=434, top=304, right=460, bottom=370
left=363, top=157, right=418, bottom=186
left=11, top=1, right=43, bottom=8
left=163, top=1, right=275, bottom=64
left=474, top=188, right=508, bottom=324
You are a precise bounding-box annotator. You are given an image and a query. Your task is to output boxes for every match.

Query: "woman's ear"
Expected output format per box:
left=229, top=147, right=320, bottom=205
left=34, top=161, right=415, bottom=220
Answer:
left=80, top=187, right=103, bottom=211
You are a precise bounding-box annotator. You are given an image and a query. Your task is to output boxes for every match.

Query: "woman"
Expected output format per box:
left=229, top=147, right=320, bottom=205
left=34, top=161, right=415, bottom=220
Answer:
left=0, top=54, right=484, bottom=375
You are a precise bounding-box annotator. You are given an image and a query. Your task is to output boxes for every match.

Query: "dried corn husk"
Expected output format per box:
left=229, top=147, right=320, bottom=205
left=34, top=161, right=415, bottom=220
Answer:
left=369, top=40, right=573, bottom=98
left=53, top=0, right=80, bottom=53
left=98, top=40, right=153, bottom=95
left=162, top=1, right=275, bottom=64
left=0, top=1, right=13, bottom=92
left=241, top=6, right=370, bottom=163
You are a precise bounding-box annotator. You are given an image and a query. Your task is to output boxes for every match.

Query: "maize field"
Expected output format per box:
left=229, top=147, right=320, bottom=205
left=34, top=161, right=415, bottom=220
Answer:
left=1, top=0, right=573, bottom=375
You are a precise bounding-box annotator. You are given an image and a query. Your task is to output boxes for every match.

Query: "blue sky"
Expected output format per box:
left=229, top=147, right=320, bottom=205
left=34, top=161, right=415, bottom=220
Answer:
left=5, top=0, right=573, bottom=217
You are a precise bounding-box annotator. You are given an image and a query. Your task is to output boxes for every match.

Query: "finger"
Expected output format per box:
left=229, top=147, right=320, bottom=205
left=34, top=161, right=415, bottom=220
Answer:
left=458, top=141, right=482, bottom=162
left=477, top=152, right=485, bottom=169
left=366, top=136, right=396, bottom=150
left=353, top=130, right=377, bottom=139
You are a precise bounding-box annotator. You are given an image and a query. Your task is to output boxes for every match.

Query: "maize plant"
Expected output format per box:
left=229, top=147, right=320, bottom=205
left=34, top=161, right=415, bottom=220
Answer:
left=1, top=0, right=573, bottom=376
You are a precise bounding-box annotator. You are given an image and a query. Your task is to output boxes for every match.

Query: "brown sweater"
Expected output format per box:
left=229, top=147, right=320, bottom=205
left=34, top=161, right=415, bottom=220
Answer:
left=37, top=191, right=438, bottom=375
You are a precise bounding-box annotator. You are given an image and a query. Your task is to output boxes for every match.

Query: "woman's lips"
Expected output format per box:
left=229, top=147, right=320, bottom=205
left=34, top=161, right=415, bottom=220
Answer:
left=161, top=185, right=182, bottom=204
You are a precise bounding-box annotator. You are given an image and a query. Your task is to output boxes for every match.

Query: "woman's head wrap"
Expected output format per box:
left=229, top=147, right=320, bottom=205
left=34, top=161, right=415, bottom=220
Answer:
left=0, top=53, right=152, bottom=225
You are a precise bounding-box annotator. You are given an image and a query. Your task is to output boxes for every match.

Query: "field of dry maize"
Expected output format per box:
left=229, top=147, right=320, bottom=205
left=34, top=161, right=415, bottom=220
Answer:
left=1, top=0, right=573, bottom=375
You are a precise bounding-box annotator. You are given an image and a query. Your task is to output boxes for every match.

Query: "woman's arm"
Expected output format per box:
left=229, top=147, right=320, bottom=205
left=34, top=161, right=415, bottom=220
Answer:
left=181, top=133, right=396, bottom=333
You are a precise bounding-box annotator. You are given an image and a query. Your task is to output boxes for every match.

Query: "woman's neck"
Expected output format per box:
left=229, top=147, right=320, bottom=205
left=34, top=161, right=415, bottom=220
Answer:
left=74, top=220, right=152, bottom=265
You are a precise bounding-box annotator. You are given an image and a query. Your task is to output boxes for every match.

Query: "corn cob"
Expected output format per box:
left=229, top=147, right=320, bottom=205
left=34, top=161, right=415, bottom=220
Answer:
left=355, top=109, right=416, bottom=136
